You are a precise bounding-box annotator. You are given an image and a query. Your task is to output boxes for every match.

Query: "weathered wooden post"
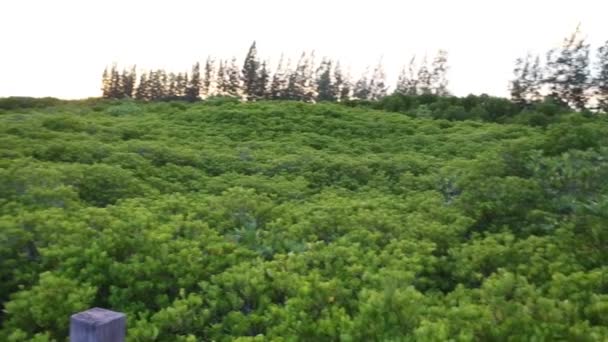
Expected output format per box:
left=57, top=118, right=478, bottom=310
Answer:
left=70, top=307, right=126, bottom=342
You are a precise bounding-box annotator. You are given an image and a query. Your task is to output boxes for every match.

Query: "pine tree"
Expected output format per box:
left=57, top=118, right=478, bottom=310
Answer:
left=176, top=73, right=188, bottom=99
left=256, top=61, right=270, bottom=100
left=395, top=56, right=419, bottom=95
left=101, top=67, right=111, bottom=98
left=242, top=41, right=260, bottom=101
left=416, top=56, right=432, bottom=95
left=147, top=70, right=161, bottom=100
left=167, top=72, right=178, bottom=100
left=528, top=56, right=543, bottom=102
left=510, top=56, right=530, bottom=105
left=146, top=69, right=170, bottom=101
left=285, top=58, right=299, bottom=100
left=159, top=70, right=169, bottom=100
left=302, top=51, right=317, bottom=102
left=202, top=57, right=214, bottom=98
left=286, top=52, right=317, bottom=102
left=227, top=57, right=241, bottom=98
left=216, top=60, right=228, bottom=96
left=544, top=26, right=591, bottom=110
left=406, top=56, right=419, bottom=95
left=107, top=63, right=122, bottom=99
left=135, top=73, right=149, bottom=100
left=430, top=50, right=449, bottom=95
left=395, top=56, right=418, bottom=95
left=270, top=55, right=289, bottom=100
left=369, top=58, right=387, bottom=100
left=332, top=61, right=345, bottom=101
left=395, top=66, right=408, bottom=95
left=122, top=66, right=136, bottom=98
left=571, top=41, right=591, bottom=110
left=594, top=40, right=608, bottom=112
left=339, top=69, right=352, bottom=102
left=185, top=62, right=201, bottom=102
left=511, top=54, right=544, bottom=106
left=353, top=67, right=371, bottom=100
left=316, top=58, right=334, bottom=102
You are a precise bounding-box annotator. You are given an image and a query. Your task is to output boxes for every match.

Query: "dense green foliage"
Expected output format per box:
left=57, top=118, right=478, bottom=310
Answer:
left=353, top=93, right=580, bottom=125
left=1, top=99, right=607, bottom=341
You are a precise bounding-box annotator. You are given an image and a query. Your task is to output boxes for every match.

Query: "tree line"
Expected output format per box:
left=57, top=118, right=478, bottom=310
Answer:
left=510, top=26, right=608, bottom=112
left=101, top=42, right=450, bottom=103
left=101, top=27, right=608, bottom=114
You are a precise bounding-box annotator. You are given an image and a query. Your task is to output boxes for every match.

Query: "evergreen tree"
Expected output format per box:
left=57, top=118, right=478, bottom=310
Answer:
left=406, top=56, right=419, bottom=95
left=395, top=66, right=408, bottom=95
left=303, top=51, right=317, bottom=102
left=332, top=61, right=345, bottom=101
left=202, top=57, right=214, bottom=98
left=430, top=50, right=449, bottom=95
left=135, top=73, right=149, bottom=100
left=339, top=70, right=352, bottom=102
left=286, top=53, right=303, bottom=100
left=107, top=63, right=122, bottom=99
left=511, top=54, right=544, bottom=106
left=146, top=69, right=171, bottom=100
left=286, top=52, right=317, bottom=102
left=159, top=70, right=169, bottom=100
left=510, top=56, right=530, bottom=106
left=369, top=59, right=388, bottom=100
left=147, top=70, right=161, bottom=100
left=395, top=56, right=419, bottom=95
left=176, top=73, right=188, bottom=99
left=316, top=59, right=334, bottom=102
left=167, top=72, right=178, bottom=100
left=256, top=61, right=270, bottom=100
left=216, top=60, right=229, bottom=96
left=185, top=62, right=201, bottom=102
left=122, top=66, right=136, bottom=98
left=528, top=55, right=543, bottom=102
left=101, top=67, right=111, bottom=98
left=544, top=26, right=591, bottom=110
left=227, top=57, right=241, bottom=98
left=285, top=57, right=300, bottom=100
left=353, top=67, right=371, bottom=100
left=242, top=41, right=261, bottom=101
left=593, top=40, right=608, bottom=112
left=416, top=56, right=432, bottom=95
left=270, top=55, right=289, bottom=100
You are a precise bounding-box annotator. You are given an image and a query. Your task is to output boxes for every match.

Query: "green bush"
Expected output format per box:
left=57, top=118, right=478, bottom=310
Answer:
left=0, top=97, right=62, bottom=110
left=1, top=100, right=607, bottom=340
left=105, top=102, right=142, bottom=116
left=69, top=164, right=151, bottom=206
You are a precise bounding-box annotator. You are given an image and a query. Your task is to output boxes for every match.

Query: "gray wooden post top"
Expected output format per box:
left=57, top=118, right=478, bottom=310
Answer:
left=70, top=307, right=126, bottom=342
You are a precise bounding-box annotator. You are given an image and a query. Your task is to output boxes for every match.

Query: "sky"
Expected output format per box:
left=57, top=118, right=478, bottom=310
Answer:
left=0, top=0, right=606, bottom=99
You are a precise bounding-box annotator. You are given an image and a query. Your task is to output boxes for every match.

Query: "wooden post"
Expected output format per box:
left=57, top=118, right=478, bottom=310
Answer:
left=70, top=307, right=126, bottom=342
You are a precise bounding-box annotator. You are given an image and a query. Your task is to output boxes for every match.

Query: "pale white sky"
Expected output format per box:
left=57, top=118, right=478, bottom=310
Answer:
left=0, top=0, right=606, bottom=99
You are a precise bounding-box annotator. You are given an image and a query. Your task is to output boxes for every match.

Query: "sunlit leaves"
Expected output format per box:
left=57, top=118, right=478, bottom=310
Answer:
left=0, top=100, right=607, bottom=340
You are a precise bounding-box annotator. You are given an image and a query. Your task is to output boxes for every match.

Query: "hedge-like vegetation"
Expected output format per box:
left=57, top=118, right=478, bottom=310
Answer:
left=1, top=99, right=607, bottom=341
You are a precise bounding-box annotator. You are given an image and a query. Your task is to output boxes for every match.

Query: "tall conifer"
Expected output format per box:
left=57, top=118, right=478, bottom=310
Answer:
left=256, top=61, right=270, bottom=100
left=270, top=55, right=289, bottom=100
left=185, top=62, right=201, bottom=102
left=594, top=40, right=608, bottom=112
left=227, top=57, right=241, bottom=98
left=202, top=57, right=214, bottom=98
left=316, top=59, right=334, bottom=102
left=544, top=26, right=591, bottom=110
left=369, top=58, right=387, bottom=100
left=242, top=41, right=260, bottom=101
